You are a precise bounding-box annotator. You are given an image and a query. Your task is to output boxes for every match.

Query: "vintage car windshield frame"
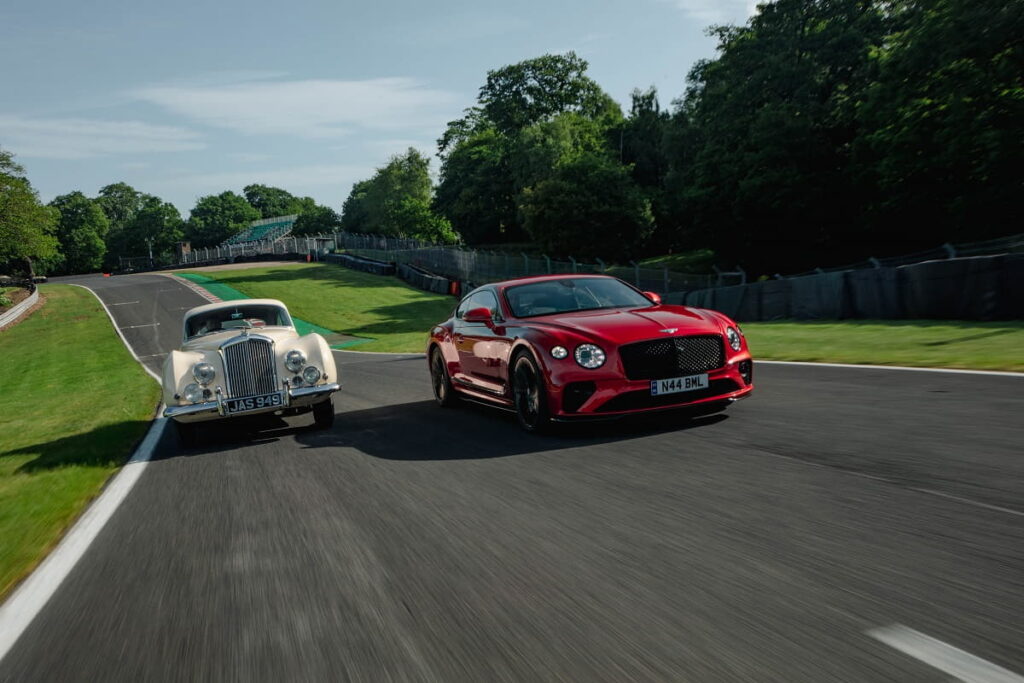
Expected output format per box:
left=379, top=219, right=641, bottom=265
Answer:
left=183, top=304, right=294, bottom=342
left=504, top=277, right=653, bottom=318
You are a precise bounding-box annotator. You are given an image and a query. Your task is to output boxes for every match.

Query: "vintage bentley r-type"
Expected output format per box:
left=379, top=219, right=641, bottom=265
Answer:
left=163, top=298, right=339, bottom=445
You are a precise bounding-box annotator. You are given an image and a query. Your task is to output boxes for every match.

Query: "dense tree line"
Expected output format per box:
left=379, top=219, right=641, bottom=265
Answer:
left=340, top=0, right=1021, bottom=273
left=0, top=153, right=343, bottom=275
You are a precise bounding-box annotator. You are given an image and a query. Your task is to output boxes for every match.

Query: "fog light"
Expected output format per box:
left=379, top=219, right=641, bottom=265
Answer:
left=183, top=383, right=203, bottom=403
left=739, top=360, right=753, bottom=385
left=302, top=366, right=322, bottom=384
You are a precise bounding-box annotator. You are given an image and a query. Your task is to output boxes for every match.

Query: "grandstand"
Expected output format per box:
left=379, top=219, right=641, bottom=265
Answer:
left=222, top=214, right=298, bottom=246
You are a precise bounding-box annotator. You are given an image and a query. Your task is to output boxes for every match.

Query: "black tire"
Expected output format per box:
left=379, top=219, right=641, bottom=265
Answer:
left=175, top=421, right=197, bottom=448
left=313, top=399, right=335, bottom=429
left=512, top=352, right=552, bottom=434
left=430, top=347, right=459, bottom=407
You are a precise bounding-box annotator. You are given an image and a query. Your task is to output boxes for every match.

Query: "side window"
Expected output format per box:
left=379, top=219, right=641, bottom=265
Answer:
left=456, top=290, right=501, bottom=321
left=455, top=293, right=476, bottom=319
left=476, top=291, right=500, bottom=319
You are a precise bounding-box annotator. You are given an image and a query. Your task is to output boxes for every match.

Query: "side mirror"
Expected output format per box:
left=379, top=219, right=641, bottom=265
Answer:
left=463, top=306, right=494, bottom=325
left=643, top=291, right=662, bottom=305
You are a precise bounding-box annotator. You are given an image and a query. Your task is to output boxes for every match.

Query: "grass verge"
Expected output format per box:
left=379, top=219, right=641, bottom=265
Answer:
left=0, top=285, right=160, bottom=599
left=743, top=320, right=1024, bottom=372
left=176, top=263, right=455, bottom=353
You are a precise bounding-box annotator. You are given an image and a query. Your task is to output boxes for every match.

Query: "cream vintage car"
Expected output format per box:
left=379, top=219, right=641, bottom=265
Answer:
left=162, top=298, right=340, bottom=445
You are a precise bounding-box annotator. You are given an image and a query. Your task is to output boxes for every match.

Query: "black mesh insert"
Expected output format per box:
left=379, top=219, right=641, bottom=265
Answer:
left=618, top=335, right=725, bottom=381
left=561, top=381, right=596, bottom=413
left=596, top=379, right=739, bottom=413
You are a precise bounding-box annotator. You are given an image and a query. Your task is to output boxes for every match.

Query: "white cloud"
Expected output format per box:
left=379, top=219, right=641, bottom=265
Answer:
left=133, top=78, right=461, bottom=139
left=0, top=115, right=204, bottom=159
left=664, top=0, right=759, bottom=24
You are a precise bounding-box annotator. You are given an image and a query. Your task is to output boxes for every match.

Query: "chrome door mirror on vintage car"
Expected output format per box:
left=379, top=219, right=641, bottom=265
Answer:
left=642, top=291, right=662, bottom=305
left=462, top=306, right=494, bottom=325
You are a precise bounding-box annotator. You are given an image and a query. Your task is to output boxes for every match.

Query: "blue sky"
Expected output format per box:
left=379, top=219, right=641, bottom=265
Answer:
left=1, top=0, right=756, bottom=216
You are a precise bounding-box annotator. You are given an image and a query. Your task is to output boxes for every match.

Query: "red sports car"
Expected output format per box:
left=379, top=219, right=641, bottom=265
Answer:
left=427, top=274, right=753, bottom=432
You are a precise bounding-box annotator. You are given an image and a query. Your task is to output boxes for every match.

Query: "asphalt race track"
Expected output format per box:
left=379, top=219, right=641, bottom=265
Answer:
left=2, top=273, right=1022, bottom=682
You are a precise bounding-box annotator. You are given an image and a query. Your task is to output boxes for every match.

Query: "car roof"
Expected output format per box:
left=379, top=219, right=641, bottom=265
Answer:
left=182, top=298, right=289, bottom=319
left=491, top=273, right=617, bottom=289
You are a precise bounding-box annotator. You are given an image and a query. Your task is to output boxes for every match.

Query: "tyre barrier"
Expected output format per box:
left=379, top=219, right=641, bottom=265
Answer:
left=323, top=252, right=396, bottom=276
left=396, top=262, right=453, bottom=295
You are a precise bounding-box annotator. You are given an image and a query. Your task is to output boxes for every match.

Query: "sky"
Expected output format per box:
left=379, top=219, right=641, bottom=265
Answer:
left=1, top=0, right=757, bottom=216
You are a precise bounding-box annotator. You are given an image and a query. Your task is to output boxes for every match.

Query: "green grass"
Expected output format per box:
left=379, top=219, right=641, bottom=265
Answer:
left=0, top=285, right=161, bottom=598
left=638, top=249, right=717, bottom=273
left=177, top=264, right=1022, bottom=371
left=177, top=263, right=456, bottom=353
left=743, top=320, right=1024, bottom=372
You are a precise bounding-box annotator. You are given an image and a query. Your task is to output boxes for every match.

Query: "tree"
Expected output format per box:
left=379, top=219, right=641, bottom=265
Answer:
left=292, top=205, right=341, bottom=236
left=339, top=149, right=454, bottom=241
left=242, top=184, right=316, bottom=219
left=479, top=52, right=621, bottom=134
left=856, top=0, right=1024, bottom=245
left=434, top=127, right=520, bottom=244
left=49, top=192, right=109, bottom=274
left=186, top=191, right=260, bottom=247
left=339, top=180, right=371, bottom=233
left=519, top=153, right=653, bottom=260
left=127, top=195, right=183, bottom=259
left=0, top=148, right=59, bottom=277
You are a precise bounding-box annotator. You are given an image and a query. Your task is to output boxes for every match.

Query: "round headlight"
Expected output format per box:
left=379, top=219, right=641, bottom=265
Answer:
left=726, top=326, right=742, bottom=351
left=285, top=349, right=306, bottom=373
left=183, top=383, right=203, bottom=403
left=302, top=366, right=322, bottom=384
left=192, top=362, right=216, bottom=385
left=550, top=346, right=568, bottom=360
left=574, top=344, right=606, bottom=369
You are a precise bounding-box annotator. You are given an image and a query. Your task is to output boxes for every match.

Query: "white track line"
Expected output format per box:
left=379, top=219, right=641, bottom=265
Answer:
left=760, top=360, right=1021, bottom=377
left=106, top=301, right=138, bottom=306
left=0, top=284, right=169, bottom=664
left=70, top=284, right=160, bottom=383
left=868, top=624, right=1024, bottom=682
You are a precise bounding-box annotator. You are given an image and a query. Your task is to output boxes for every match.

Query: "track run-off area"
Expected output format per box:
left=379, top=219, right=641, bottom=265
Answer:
left=1, top=272, right=1021, bottom=682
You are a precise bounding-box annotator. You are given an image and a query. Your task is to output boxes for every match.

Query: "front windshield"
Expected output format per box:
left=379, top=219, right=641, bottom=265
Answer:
left=504, top=278, right=654, bottom=318
left=185, top=305, right=292, bottom=339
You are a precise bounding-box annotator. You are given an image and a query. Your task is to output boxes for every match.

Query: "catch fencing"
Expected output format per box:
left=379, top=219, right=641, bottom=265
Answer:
left=678, top=254, right=1024, bottom=321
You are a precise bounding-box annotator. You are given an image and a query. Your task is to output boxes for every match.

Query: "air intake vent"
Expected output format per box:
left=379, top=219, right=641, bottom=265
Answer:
left=222, top=337, right=278, bottom=397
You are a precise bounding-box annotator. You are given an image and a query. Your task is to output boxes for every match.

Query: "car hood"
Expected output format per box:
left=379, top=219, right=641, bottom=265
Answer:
left=182, top=326, right=298, bottom=351
left=524, top=306, right=724, bottom=346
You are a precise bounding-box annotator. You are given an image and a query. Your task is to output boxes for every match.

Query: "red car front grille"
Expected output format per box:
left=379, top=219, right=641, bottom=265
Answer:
left=618, top=335, right=725, bottom=380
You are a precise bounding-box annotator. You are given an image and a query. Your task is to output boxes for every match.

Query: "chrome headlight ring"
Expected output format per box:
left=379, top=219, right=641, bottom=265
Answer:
left=192, top=362, right=216, bottom=385
left=726, top=326, right=742, bottom=352
left=285, top=349, right=306, bottom=373
left=574, top=344, right=606, bottom=369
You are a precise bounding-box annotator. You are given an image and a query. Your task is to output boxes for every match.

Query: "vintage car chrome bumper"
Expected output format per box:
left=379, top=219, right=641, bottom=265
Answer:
left=164, top=383, right=340, bottom=419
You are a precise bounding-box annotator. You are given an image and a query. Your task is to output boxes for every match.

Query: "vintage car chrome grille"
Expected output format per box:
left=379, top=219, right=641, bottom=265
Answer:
left=222, top=337, right=278, bottom=398
left=618, top=335, right=725, bottom=381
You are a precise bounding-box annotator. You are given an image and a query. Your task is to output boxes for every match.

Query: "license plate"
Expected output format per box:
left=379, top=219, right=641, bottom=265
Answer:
left=651, top=374, right=709, bottom=396
left=224, top=392, right=283, bottom=415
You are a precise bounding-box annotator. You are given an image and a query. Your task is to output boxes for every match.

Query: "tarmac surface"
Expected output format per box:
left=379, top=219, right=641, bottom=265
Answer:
left=2, top=272, right=1021, bottom=682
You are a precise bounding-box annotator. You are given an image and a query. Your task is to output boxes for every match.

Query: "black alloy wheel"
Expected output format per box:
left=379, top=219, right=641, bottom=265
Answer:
left=313, top=399, right=335, bottom=429
left=430, top=348, right=459, bottom=407
left=512, top=353, right=551, bottom=433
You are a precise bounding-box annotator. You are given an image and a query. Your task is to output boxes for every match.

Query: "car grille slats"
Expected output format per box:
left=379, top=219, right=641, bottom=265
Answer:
left=223, top=337, right=277, bottom=397
left=619, top=335, right=725, bottom=380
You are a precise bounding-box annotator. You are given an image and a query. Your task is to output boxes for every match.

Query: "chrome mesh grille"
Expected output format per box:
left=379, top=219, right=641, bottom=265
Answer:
left=619, top=335, right=725, bottom=380
left=223, top=337, right=277, bottom=397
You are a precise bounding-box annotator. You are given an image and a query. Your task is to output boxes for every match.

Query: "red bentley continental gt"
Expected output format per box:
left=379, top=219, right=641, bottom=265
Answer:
left=427, top=274, right=753, bottom=432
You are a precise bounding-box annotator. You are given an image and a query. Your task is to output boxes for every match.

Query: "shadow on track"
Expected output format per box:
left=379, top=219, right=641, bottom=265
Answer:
left=156, top=399, right=729, bottom=461
left=292, top=400, right=729, bottom=461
